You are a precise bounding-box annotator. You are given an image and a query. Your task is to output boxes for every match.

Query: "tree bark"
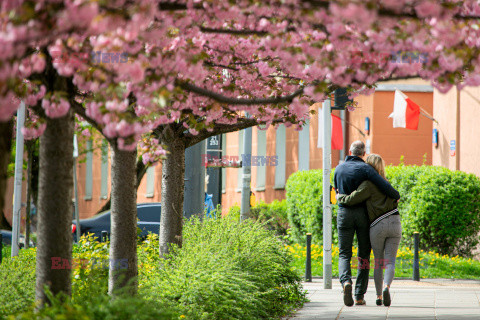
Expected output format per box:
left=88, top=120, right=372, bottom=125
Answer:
left=108, top=145, right=138, bottom=296
left=0, top=120, right=13, bottom=230
left=96, top=159, right=146, bottom=214
left=159, top=136, right=186, bottom=257
left=25, top=141, right=34, bottom=249
left=35, top=110, right=74, bottom=305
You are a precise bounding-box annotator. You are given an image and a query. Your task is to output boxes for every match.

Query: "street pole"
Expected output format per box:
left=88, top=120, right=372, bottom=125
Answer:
left=322, top=98, right=332, bottom=289
left=12, top=102, right=25, bottom=257
left=339, top=109, right=346, bottom=163
left=240, top=117, right=252, bottom=221
left=73, top=135, right=81, bottom=243
left=184, top=141, right=206, bottom=219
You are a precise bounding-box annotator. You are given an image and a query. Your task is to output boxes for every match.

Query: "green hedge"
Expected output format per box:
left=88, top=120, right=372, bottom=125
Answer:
left=285, top=169, right=337, bottom=245
left=386, top=165, right=480, bottom=256
left=0, top=247, right=36, bottom=316
left=285, top=165, right=480, bottom=257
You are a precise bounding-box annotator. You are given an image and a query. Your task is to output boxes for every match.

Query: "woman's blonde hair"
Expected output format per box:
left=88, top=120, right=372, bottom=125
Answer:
left=366, top=154, right=386, bottom=179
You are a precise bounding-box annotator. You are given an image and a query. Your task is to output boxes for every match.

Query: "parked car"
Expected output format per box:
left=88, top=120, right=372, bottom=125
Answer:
left=72, top=203, right=161, bottom=241
left=1, top=229, right=35, bottom=247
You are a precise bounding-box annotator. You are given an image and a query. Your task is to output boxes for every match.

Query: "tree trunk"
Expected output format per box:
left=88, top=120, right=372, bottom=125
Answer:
left=96, top=159, right=146, bottom=214
left=35, top=111, right=74, bottom=305
left=0, top=120, right=13, bottom=230
left=25, top=141, right=34, bottom=249
left=108, top=145, right=138, bottom=296
left=159, top=138, right=186, bottom=257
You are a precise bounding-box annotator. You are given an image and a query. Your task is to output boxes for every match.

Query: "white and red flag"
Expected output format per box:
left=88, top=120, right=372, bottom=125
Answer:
left=389, top=90, right=421, bottom=130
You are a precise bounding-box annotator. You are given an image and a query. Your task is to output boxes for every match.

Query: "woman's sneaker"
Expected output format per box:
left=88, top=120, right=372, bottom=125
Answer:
left=343, top=283, right=354, bottom=306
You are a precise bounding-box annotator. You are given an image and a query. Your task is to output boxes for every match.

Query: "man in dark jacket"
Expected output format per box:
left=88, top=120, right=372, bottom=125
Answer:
left=334, top=141, right=400, bottom=306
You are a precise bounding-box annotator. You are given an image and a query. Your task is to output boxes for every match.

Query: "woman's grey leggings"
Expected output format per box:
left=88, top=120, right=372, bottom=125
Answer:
left=369, top=215, right=402, bottom=296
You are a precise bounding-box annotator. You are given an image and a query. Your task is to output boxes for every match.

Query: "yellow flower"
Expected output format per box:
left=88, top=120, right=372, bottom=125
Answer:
left=180, top=315, right=186, bottom=319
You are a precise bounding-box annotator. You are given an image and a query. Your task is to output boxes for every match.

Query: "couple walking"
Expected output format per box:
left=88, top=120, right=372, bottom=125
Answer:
left=334, top=141, right=402, bottom=307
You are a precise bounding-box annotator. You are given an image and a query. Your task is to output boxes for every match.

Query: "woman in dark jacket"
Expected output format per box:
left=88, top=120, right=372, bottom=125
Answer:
left=337, top=154, right=401, bottom=307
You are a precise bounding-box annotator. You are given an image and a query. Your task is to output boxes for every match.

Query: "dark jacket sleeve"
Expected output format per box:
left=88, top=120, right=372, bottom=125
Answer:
left=337, top=181, right=371, bottom=206
left=364, top=165, right=400, bottom=200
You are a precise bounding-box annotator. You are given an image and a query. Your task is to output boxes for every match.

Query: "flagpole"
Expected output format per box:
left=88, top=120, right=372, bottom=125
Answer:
left=419, top=108, right=437, bottom=123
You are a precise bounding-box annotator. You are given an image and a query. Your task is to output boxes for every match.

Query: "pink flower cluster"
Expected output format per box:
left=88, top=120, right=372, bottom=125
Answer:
left=0, top=0, right=480, bottom=151
left=42, top=98, right=70, bottom=118
left=139, top=135, right=167, bottom=165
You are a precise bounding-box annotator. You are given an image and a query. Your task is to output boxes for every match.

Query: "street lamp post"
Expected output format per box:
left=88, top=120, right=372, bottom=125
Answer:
left=322, top=98, right=333, bottom=289
left=11, top=102, right=25, bottom=257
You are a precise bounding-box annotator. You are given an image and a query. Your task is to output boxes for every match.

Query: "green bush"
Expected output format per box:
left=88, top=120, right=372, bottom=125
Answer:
left=8, top=289, right=173, bottom=320
left=285, top=169, right=337, bottom=245
left=139, top=215, right=306, bottom=319
left=1, top=217, right=306, bottom=320
left=386, top=165, right=480, bottom=256
left=0, top=247, right=36, bottom=316
left=284, top=165, right=480, bottom=257
left=250, top=199, right=289, bottom=237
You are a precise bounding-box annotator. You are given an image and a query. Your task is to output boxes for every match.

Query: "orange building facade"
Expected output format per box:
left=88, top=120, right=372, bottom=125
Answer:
left=221, top=81, right=434, bottom=212
left=3, top=80, right=436, bottom=224
left=432, top=86, right=480, bottom=176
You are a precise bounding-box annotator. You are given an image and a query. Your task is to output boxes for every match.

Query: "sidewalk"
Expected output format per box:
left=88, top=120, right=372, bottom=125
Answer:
left=287, top=278, right=480, bottom=320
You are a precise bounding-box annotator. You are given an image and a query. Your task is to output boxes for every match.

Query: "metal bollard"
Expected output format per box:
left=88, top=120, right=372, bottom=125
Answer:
left=0, top=234, right=3, bottom=264
left=305, top=233, right=312, bottom=282
left=101, top=231, right=108, bottom=243
left=413, top=232, right=420, bottom=281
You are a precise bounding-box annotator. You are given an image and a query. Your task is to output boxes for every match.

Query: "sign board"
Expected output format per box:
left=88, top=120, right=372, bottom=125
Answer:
left=206, top=135, right=222, bottom=208
left=450, top=140, right=456, bottom=157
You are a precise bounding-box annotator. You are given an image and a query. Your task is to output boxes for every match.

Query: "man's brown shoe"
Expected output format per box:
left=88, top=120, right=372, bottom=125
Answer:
left=355, top=299, right=366, bottom=305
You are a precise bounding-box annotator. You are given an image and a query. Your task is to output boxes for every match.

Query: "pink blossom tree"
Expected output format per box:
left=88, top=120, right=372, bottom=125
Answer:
left=1, top=0, right=480, bottom=304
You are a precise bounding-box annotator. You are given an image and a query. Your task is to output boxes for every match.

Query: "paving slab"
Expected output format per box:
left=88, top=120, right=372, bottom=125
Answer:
left=285, top=279, right=480, bottom=320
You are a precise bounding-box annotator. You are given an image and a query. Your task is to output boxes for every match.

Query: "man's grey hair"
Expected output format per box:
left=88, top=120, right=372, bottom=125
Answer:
left=350, top=141, right=365, bottom=156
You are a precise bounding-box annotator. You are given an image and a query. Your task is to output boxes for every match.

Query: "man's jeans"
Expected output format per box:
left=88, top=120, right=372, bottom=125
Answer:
left=337, top=206, right=371, bottom=300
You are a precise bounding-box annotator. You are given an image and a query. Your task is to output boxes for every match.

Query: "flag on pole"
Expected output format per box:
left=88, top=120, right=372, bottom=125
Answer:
left=389, top=90, right=421, bottom=130
left=317, top=107, right=344, bottom=150
left=331, top=114, right=343, bottom=150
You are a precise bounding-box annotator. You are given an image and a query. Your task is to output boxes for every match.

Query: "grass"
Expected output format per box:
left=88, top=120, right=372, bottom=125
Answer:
left=287, top=243, right=480, bottom=279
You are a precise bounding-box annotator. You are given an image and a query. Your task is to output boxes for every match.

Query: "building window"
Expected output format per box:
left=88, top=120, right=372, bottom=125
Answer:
left=298, top=120, right=310, bottom=171
left=236, top=130, right=244, bottom=192
left=256, top=127, right=267, bottom=191
left=84, top=139, right=93, bottom=200
left=100, top=140, right=109, bottom=200
left=274, top=125, right=286, bottom=189
left=145, top=166, right=155, bottom=198
left=221, top=134, right=226, bottom=194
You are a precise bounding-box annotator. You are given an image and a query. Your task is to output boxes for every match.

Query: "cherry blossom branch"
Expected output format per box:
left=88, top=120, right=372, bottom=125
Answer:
left=176, top=80, right=305, bottom=105
left=200, top=27, right=268, bottom=36
left=184, top=117, right=287, bottom=148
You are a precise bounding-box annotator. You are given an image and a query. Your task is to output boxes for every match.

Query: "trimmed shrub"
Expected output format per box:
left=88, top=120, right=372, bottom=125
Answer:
left=386, top=165, right=480, bottom=256
left=284, top=165, right=480, bottom=257
left=0, top=247, right=36, bottom=316
left=285, top=169, right=337, bottom=245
